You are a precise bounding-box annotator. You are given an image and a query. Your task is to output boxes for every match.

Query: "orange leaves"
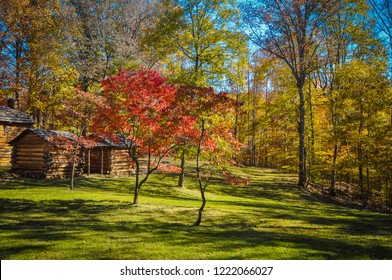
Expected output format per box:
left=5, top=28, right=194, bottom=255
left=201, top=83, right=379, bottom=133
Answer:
left=46, top=133, right=95, bottom=164
left=93, top=70, right=238, bottom=172
left=222, top=169, right=251, bottom=186
left=155, top=162, right=182, bottom=174
left=93, top=69, right=195, bottom=160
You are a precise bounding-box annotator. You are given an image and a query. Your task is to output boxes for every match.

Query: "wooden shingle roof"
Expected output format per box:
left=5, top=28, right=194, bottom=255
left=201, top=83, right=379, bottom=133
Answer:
left=89, top=134, right=131, bottom=148
left=0, top=106, right=34, bottom=124
left=9, top=128, right=77, bottom=145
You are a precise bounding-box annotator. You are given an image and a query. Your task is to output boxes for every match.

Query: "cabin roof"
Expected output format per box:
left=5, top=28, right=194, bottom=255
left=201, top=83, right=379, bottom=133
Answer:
left=0, top=106, right=34, bottom=124
left=89, top=134, right=132, bottom=148
left=9, top=128, right=77, bottom=145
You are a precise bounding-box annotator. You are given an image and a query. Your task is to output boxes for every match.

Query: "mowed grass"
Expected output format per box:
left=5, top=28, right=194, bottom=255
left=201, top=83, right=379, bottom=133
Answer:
left=1, top=165, right=392, bottom=260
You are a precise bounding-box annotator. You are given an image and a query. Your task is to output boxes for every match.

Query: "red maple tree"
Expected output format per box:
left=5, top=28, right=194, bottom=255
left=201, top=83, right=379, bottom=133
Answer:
left=92, top=69, right=192, bottom=204
left=175, top=85, right=239, bottom=225
left=47, top=134, right=95, bottom=190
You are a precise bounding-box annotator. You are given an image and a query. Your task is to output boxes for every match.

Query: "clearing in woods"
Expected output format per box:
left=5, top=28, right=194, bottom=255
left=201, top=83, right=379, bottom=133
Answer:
left=0, top=166, right=392, bottom=259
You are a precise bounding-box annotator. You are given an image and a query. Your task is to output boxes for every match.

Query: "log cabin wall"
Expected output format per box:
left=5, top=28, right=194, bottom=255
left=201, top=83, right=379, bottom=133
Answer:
left=85, top=148, right=111, bottom=175
left=110, top=149, right=134, bottom=176
left=0, top=105, right=34, bottom=165
left=45, top=148, right=84, bottom=179
left=0, top=124, right=31, bottom=165
left=84, top=147, right=134, bottom=176
left=83, top=135, right=137, bottom=176
left=10, top=131, right=46, bottom=177
left=10, top=129, right=84, bottom=179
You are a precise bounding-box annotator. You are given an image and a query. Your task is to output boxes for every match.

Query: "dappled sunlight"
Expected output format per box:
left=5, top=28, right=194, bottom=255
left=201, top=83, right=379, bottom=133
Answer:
left=1, top=166, right=392, bottom=259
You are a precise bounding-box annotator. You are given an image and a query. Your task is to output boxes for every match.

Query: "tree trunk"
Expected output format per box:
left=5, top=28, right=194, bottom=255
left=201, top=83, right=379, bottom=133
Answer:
left=366, top=149, right=370, bottom=202
left=133, top=158, right=154, bottom=205
left=178, top=148, right=186, bottom=188
left=101, top=150, right=104, bottom=175
left=70, top=161, right=75, bottom=190
left=133, top=162, right=140, bottom=205
left=298, top=85, right=307, bottom=188
left=329, top=144, right=339, bottom=195
left=307, top=77, right=315, bottom=186
left=194, top=187, right=206, bottom=226
left=194, top=119, right=206, bottom=226
left=87, top=149, right=91, bottom=176
left=358, top=142, right=365, bottom=205
left=358, top=103, right=366, bottom=206
left=81, top=77, right=89, bottom=136
left=329, top=99, right=339, bottom=196
left=263, top=86, right=269, bottom=167
left=386, top=176, right=391, bottom=211
left=234, top=87, right=240, bottom=140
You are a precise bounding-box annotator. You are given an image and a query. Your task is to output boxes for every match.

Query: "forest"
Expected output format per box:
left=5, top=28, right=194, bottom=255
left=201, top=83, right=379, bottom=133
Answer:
left=1, top=0, right=392, bottom=214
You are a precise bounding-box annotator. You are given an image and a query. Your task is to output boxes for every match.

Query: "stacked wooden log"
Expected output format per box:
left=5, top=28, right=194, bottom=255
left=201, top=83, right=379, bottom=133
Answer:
left=10, top=129, right=83, bottom=179
left=0, top=105, right=34, bottom=165
left=0, top=125, right=29, bottom=165
left=84, top=135, right=135, bottom=176
left=9, top=129, right=138, bottom=178
left=109, top=149, right=135, bottom=176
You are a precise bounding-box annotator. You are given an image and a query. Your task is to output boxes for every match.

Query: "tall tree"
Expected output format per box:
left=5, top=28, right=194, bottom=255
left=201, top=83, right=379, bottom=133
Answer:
left=145, top=0, right=247, bottom=86
left=92, top=69, right=190, bottom=204
left=241, top=0, right=343, bottom=188
left=0, top=0, right=77, bottom=126
left=175, top=85, right=237, bottom=225
left=144, top=0, right=247, bottom=187
left=368, top=0, right=392, bottom=79
left=314, top=0, right=379, bottom=194
left=62, top=0, right=158, bottom=91
left=335, top=60, right=389, bottom=205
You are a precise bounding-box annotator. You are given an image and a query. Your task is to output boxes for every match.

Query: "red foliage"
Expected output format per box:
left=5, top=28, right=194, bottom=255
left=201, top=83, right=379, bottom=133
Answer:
left=222, top=169, right=251, bottom=186
left=91, top=69, right=197, bottom=201
left=155, top=161, right=182, bottom=174
left=59, top=89, right=103, bottom=135
left=93, top=69, right=190, bottom=158
left=173, top=85, right=238, bottom=152
left=47, top=134, right=95, bottom=164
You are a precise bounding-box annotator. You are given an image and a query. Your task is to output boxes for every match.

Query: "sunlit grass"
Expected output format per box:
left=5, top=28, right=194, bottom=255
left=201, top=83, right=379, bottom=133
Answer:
left=1, top=165, right=392, bottom=259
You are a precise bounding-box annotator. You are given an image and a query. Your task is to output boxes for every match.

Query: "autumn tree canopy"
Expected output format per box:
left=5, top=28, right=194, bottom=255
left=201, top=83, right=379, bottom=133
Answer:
left=1, top=0, right=391, bottom=211
left=92, top=69, right=193, bottom=204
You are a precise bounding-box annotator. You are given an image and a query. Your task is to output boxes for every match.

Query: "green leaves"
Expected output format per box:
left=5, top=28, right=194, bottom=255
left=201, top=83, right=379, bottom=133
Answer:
left=143, top=0, right=248, bottom=87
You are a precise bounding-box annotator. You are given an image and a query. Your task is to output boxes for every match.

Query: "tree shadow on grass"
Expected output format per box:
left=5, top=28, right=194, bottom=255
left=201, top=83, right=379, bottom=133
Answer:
left=187, top=226, right=392, bottom=259
left=1, top=197, right=392, bottom=259
left=0, top=176, right=134, bottom=195
left=0, top=245, right=50, bottom=259
left=0, top=178, right=69, bottom=189
left=0, top=198, right=130, bottom=215
left=212, top=198, right=392, bottom=236
left=0, top=198, right=136, bottom=259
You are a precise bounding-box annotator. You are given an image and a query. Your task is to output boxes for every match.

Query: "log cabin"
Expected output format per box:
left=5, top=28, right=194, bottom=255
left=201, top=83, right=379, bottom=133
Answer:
left=0, top=105, right=34, bottom=166
left=85, top=135, right=134, bottom=176
left=9, top=128, right=84, bottom=179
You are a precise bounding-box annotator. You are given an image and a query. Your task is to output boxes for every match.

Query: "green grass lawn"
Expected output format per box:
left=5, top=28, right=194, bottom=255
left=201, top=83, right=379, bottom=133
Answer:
left=1, top=166, right=392, bottom=260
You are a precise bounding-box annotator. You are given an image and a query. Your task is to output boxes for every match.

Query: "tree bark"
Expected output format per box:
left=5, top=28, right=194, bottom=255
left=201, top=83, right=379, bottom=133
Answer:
left=70, top=161, right=75, bottom=190
left=298, top=85, right=307, bottom=188
left=194, top=187, right=206, bottom=226
left=133, top=162, right=140, bottom=205
left=307, top=77, right=315, bottom=186
left=194, top=119, right=206, bottom=226
left=178, top=148, right=186, bottom=188
left=87, top=149, right=91, bottom=176
left=100, top=150, right=104, bottom=175
left=329, top=144, right=339, bottom=195
left=358, top=142, right=365, bottom=205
